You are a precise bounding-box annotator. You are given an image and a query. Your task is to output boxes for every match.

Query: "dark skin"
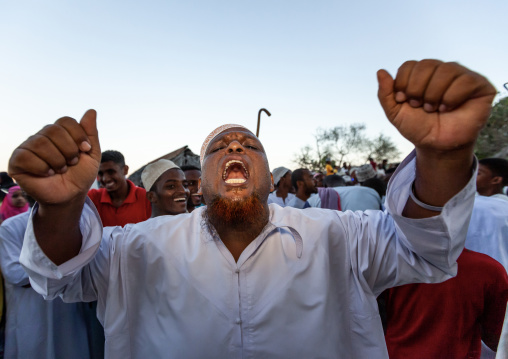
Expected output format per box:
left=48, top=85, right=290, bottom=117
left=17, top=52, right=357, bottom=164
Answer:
left=8, top=60, right=496, bottom=265
left=314, top=173, right=324, bottom=188
left=275, top=171, right=292, bottom=203
left=199, top=128, right=273, bottom=260
left=476, top=164, right=504, bottom=197
left=97, top=161, right=130, bottom=207
left=183, top=169, right=202, bottom=212
left=295, top=169, right=317, bottom=202
left=10, top=190, right=28, bottom=208
left=147, top=168, right=189, bottom=217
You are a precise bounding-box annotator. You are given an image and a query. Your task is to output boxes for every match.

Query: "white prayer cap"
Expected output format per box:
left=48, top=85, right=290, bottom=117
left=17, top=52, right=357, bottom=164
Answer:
left=141, top=159, right=180, bottom=191
left=272, top=166, right=290, bottom=186
left=200, top=124, right=252, bottom=165
left=355, top=164, right=377, bottom=182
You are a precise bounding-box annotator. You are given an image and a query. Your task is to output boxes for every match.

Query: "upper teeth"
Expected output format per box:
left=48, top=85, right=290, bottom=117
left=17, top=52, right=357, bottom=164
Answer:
left=222, top=160, right=249, bottom=180
left=174, top=198, right=186, bottom=202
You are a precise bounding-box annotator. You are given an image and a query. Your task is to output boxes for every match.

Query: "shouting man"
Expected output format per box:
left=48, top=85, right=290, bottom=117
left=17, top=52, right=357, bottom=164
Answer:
left=9, top=60, right=495, bottom=358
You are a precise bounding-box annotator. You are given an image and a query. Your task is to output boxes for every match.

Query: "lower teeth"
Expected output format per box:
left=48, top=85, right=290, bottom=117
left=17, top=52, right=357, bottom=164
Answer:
left=225, top=179, right=246, bottom=184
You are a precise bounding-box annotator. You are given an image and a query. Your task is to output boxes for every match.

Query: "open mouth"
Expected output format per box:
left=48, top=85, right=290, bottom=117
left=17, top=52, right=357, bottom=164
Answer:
left=222, top=160, right=249, bottom=184
left=174, top=197, right=187, bottom=202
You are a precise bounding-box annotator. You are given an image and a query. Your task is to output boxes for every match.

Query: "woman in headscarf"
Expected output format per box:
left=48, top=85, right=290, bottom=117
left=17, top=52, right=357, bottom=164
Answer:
left=0, top=186, right=29, bottom=223
left=0, top=185, right=29, bottom=353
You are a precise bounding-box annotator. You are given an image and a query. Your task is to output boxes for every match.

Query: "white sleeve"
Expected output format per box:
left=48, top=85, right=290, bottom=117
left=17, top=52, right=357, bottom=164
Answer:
left=351, top=150, right=478, bottom=296
left=19, top=197, right=113, bottom=304
left=0, top=213, right=30, bottom=286
left=386, top=150, right=477, bottom=273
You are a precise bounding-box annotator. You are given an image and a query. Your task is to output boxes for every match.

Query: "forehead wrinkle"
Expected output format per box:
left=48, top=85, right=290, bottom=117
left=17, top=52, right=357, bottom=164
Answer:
left=208, top=128, right=257, bottom=146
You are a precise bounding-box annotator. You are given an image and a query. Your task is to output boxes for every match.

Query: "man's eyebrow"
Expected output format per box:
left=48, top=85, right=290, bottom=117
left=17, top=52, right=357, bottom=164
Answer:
left=207, top=137, right=225, bottom=148
left=205, top=131, right=262, bottom=155
left=163, top=179, right=180, bottom=184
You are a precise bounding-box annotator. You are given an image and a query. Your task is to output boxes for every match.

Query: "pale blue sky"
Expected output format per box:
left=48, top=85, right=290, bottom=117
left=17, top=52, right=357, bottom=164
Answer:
left=1, top=0, right=507, bottom=174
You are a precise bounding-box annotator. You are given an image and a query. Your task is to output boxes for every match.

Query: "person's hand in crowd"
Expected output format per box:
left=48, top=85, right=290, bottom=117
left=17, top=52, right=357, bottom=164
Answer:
left=8, top=110, right=100, bottom=205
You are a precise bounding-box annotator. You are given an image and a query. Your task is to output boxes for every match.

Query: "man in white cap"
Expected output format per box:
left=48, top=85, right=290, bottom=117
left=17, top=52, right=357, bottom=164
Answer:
left=356, top=163, right=377, bottom=183
left=267, top=166, right=294, bottom=207
left=141, top=159, right=189, bottom=217
left=9, top=60, right=495, bottom=358
left=287, top=168, right=317, bottom=209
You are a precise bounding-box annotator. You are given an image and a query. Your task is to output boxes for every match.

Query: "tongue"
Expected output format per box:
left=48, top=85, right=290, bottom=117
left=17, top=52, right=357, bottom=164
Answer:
left=225, top=163, right=247, bottom=181
left=226, top=167, right=247, bottom=180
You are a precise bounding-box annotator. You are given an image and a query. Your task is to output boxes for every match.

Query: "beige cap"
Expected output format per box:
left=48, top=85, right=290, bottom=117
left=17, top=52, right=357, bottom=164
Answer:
left=141, top=159, right=180, bottom=191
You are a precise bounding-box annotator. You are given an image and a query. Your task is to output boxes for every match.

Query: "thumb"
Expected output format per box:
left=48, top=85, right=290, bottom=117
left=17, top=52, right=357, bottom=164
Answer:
left=377, top=69, right=398, bottom=122
left=79, top=109, right=101, bottom=162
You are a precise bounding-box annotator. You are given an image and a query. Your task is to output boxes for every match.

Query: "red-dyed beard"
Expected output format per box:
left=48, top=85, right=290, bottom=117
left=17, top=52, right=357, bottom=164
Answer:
left=203, top=192, right=269, bottom=237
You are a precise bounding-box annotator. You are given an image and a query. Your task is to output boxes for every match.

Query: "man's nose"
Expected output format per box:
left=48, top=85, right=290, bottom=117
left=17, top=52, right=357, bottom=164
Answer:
left=226, top=140, right=244, bottom=153
left=177, top=183, right=189, bottom=193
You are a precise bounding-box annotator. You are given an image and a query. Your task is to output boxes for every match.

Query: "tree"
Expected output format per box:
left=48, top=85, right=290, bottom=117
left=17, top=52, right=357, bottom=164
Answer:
left=293, top=130, right=333, bottom=172
left=293, top=123, right=401, bottom=170
left=293, top=145, right=319, bottom=171
left=366, top=134, right=401, bottom=163
left=320, top=124, right=368, bottom=166
left=475, top=97, right=508, bottom=159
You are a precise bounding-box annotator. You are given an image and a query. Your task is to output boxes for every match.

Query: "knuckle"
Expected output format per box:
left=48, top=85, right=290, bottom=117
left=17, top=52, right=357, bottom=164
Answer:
left=438, top=61, right=463, bottom=74
left=461, top=73, right=479, bottom=87
left=417, top=59, right=442, bottom=67
left=40, top=124, right=64, bottom=137
left=8, top=149, right=24, bottom=171
left=56, top=117, right=86, bottom=139
left=22, top=134, right=47, bottom=151
left=400, top=60, right=417, bottom=69
left=55, top=116, right=78, bottom=127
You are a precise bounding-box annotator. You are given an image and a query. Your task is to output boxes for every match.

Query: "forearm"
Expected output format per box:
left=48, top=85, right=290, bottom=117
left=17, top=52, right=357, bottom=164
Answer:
left=402, top=145, right=475, bottom=219
left=33, top=196, right=86, bottom=265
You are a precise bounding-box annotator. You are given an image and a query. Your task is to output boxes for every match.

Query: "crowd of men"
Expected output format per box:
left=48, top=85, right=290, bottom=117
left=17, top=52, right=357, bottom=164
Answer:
left=0, top=59, right=507, bottom=358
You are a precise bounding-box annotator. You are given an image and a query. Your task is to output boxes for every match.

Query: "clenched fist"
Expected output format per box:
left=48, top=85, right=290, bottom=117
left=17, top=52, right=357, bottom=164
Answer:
left=377, top=59, right=496, bottom=152
left=8, top=110, right=101, bottom=205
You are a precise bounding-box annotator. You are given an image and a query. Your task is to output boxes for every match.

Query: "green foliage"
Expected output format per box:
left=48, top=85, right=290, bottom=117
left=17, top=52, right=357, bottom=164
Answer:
left=475, top=97, right=508, bottom=159
left=319, top=124, right=368, bottom=166
left=293, top=123, right=401, bottom=170
left=366, top=134, right=401, bottom=163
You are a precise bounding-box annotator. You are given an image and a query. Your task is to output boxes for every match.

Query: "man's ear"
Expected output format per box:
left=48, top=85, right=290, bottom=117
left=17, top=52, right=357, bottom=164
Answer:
left=123, top=165, right=129, bottom=176
left=270, top=173, right=275, bottom=192
left=492, top=176, right=503, bottom=185
left=197, top=178, right=202, bottom=195
left=146, top=191, right=156, bottom=204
